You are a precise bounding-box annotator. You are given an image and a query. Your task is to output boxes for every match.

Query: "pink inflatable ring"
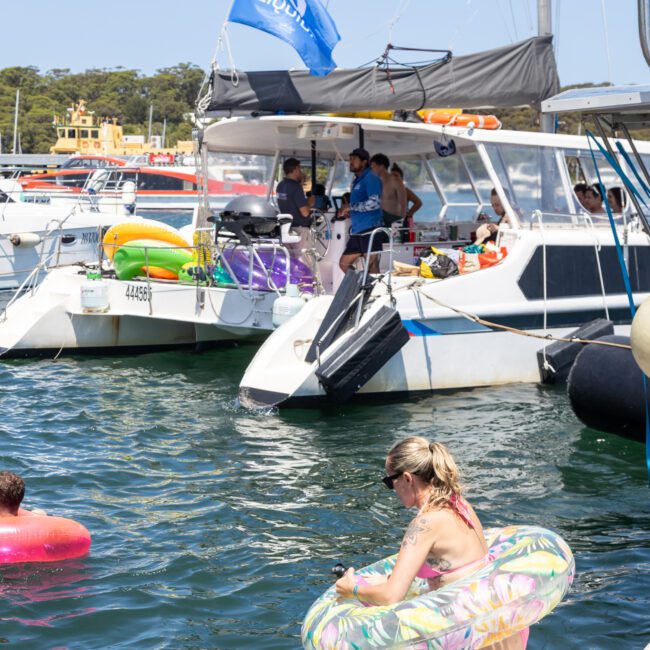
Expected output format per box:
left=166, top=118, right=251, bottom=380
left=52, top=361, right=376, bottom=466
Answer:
left=0, top=510, right=91, bottom=563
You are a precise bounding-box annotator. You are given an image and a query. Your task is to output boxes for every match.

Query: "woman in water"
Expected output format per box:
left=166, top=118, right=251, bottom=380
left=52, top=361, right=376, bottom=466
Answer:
left=335, top=436, right=525, bottom=649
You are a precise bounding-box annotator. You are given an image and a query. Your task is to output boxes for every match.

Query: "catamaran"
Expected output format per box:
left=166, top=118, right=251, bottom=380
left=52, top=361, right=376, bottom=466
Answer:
left=234, top=113, right=650, bottom=407
left=1, top=110, right=650, bottom=364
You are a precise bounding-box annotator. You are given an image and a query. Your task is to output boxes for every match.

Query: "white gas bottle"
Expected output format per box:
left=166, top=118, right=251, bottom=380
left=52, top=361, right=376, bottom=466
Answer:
left=121, top=180, right=137, bottom=214
left=80, top=272, right=109, bottom=312
left=272, top=284, right=305, bottom=327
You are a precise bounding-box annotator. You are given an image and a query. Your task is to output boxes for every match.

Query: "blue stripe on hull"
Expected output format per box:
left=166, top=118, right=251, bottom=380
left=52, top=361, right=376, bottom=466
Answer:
left=404, top=307, right=635, bottom=336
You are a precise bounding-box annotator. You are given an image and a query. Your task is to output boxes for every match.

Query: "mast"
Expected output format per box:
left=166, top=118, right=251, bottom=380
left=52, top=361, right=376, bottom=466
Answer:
left=538, top=0, right=555, bottom=133
left=639, top=0, right=650, bottom=66
left=12, top=89, right=20, bottom=154
left=147, top=104, right=153, bottom=146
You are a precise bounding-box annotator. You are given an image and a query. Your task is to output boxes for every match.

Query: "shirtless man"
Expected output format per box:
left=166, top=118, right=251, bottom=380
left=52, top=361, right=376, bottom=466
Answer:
left=370, top=153, right=406, bottom=228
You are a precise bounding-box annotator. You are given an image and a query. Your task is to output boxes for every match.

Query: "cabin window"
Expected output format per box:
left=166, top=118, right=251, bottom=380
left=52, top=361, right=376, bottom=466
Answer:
left=56, top=173, right=89, bottom=188
left=67, top=129, right=76, bottom=138
left=80, top=130, right=89, bottom=138
left=427, top=152, right=480, bottom=222
left=207, top=152, right=275, bottom=195
left=462, top=149, right=493, bottom=204
left=485, top=144, right=569, bottom=219
left=519, top=244, right=650, bottom=301
left=58, top=129, right=66, bottom=138
left=91, top=130, right=99, bottom=138
left=563, top=148, right=624, bottom=216
left=394, top=159, right=441, bottom=223
left=137, top=173, right=184, bottom=191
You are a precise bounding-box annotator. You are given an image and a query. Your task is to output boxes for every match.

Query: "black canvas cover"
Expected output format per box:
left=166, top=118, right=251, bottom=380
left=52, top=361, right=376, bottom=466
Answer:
left=205, top=36, right=559, bottom=115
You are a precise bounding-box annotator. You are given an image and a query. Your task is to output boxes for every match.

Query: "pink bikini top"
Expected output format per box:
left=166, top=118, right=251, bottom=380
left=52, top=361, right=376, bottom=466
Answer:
left=416, top=494, right=486, bottom=580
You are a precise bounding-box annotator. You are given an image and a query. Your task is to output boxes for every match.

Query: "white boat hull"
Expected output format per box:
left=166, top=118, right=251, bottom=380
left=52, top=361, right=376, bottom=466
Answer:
left=0, top=266, right=278, bottom=357
left=239, top=228, right=649, bottom=407
left=0, top=198, right=140, bottom=290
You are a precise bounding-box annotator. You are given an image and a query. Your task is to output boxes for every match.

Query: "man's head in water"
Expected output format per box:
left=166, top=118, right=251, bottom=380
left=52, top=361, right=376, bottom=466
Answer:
left=0, top=471, right=25, bottom=516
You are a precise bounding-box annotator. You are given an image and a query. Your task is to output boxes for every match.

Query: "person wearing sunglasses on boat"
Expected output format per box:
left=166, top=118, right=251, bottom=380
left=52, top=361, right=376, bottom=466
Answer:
left=335, top=437, right=526, bottom=649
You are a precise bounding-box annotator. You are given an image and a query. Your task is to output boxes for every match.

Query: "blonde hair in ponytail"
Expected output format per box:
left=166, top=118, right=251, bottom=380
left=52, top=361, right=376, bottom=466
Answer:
left=387, top=437, right=463, bottom=511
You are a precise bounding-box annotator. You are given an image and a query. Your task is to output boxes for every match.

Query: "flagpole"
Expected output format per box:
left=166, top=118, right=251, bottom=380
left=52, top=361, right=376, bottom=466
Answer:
left=12, top=89, right=19, bottom=155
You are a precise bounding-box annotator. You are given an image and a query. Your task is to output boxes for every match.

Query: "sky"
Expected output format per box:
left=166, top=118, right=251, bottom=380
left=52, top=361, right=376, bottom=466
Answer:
left=1, top=0, right=650, bottom=88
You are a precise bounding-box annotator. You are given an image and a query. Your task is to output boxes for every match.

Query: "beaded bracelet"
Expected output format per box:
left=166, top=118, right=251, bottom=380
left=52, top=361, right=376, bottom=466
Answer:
left=353, top=584, right=359, bottom=599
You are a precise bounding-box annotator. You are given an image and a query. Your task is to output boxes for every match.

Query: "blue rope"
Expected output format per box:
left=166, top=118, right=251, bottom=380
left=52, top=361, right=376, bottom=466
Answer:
left=586, top=131, right=650, bottom=483
left=586, top=132, right=636, bottom=313
left=614, top=142, right=650, bottom=197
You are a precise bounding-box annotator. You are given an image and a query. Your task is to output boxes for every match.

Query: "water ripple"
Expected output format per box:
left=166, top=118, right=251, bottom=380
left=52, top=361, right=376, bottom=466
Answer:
left=0, top=350, right=647, bottom=648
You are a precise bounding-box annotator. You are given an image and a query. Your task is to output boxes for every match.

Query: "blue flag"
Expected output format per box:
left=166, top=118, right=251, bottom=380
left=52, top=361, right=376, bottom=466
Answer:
left=228, top=0, right=341, bottom=76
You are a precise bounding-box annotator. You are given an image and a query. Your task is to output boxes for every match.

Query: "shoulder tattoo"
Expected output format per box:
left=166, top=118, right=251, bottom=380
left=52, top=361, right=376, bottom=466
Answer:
left=401, top=516, right=431, bottom=548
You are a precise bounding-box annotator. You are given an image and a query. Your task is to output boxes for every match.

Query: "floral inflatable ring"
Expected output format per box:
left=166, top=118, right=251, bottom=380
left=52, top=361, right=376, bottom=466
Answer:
left=302, top=525, right=574, bottom=650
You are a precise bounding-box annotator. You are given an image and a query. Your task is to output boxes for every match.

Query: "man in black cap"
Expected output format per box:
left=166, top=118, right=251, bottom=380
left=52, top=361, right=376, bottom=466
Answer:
left=276, top=157, right=314, bottom=256
left=339, top=147, right=384, bottom=273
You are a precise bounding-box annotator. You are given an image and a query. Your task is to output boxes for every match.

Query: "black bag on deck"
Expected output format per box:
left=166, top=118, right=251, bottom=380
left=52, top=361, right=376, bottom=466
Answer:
left=418, top=246, right=458, bottom=279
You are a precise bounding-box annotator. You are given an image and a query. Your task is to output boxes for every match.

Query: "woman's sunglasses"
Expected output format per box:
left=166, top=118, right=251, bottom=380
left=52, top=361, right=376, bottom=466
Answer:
left=381, top=472, right=402, bottom=490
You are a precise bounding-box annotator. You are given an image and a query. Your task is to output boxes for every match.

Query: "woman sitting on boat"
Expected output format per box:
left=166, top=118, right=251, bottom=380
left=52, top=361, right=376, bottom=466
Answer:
left=335, top=436, right=526, bottom=649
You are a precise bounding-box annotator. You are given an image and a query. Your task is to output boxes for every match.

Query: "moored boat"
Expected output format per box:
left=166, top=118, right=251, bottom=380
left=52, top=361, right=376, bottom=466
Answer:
left=18, top=153, right=268, bottom=211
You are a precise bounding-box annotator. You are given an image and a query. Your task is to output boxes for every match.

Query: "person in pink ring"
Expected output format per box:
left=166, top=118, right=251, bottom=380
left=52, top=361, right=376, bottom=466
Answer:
left=0, top=471, right=46, bottom=517
left=335, top=437, right=527, bottom=649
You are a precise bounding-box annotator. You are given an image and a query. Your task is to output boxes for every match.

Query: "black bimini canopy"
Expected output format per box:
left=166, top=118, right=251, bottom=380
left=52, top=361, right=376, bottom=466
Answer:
left=204, top=36, right=559, bottom=116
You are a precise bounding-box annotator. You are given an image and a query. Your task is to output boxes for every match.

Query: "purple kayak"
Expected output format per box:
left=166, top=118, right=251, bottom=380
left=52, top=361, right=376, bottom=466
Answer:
left=221, top=246, right=314, bottom=291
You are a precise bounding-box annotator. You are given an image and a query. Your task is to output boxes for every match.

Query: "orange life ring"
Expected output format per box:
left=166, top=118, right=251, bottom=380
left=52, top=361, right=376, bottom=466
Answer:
left=420, top=111, right=501, bottom=130
left=81, top=141, right=89, bottom=148
left=94, top=141, right=101, bottom=149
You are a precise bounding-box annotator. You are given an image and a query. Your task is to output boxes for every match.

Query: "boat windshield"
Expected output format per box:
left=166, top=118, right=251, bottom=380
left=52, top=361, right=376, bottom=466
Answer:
left=484, top=143, right=570, bottom=220
left=207, top=153, right=274, bottom=187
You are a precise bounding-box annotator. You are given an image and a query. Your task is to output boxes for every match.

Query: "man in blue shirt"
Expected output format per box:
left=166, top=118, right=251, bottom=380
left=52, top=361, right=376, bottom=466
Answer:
left=339, top=148, right=384, bottom=273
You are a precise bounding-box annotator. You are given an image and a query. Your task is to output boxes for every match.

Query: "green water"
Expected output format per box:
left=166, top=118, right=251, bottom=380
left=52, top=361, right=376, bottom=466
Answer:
left=0, top=344, right=648, bottom=648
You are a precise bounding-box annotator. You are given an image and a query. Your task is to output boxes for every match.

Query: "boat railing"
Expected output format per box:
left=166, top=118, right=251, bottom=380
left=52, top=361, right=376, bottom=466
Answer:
left=0, top=238, right=66, bottom=322
left=355, top=226, right=398, bottom=326
left=102, top=236, right=302, bottom=304
left=528, top=209, right=644, bottom=231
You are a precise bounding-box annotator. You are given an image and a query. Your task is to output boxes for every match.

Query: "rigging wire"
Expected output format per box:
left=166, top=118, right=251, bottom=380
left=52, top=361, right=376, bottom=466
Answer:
left=387, top=0, right=412, bottom=43
left=601, top=0, right=613, bottom=85
left=495, top=0, right=515, bottom=43
left=554, top=0, right=562, bottom=64
left=447, top=1, right=480, bottom=53
left=508, top=0, right=519, bottom=41
left=523, top=0, right=534, bottom=36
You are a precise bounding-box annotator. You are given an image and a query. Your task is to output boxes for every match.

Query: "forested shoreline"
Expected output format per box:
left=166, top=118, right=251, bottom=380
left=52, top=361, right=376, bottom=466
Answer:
left=0, top=66, right=645, bottom=153
left=0, top=64, right=204, bottom=153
